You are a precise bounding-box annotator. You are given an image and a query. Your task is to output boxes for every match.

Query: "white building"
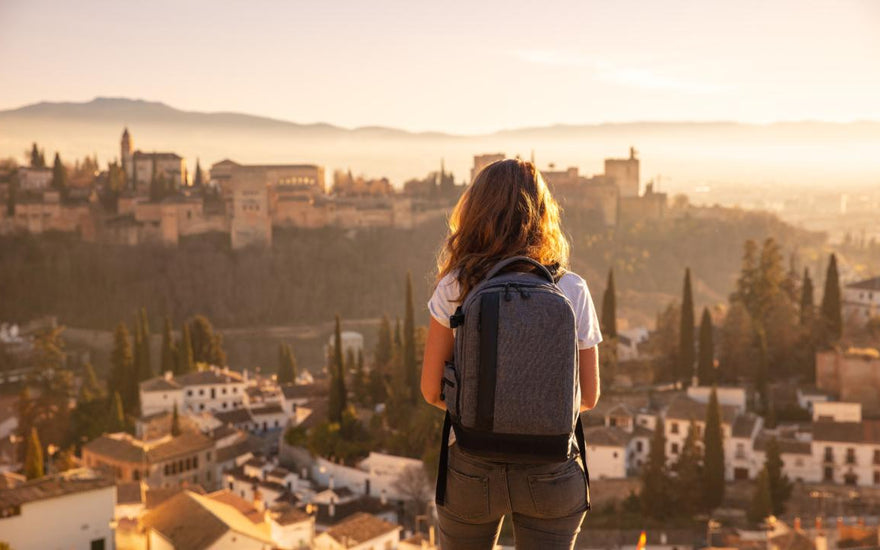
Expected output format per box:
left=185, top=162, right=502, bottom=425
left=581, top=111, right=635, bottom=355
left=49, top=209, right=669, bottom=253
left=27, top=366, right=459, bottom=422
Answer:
left=140, top=366, right=248, bottom=416
left=267, top=502, right=315, bottom=549
left=16, top=166, right=52, bottom=192
left=583, top=426, right=629, bottom=479
left=843, top=276, right=880, bottom=327
left=312, top=452, right=425, bottom=502
left=313, top=512, right=401, bottom=550
left=325, top=331, right=364, bottom=360
left=0, top=468, right=115, bottom=550
left=617, top=327, right=649, bottom=361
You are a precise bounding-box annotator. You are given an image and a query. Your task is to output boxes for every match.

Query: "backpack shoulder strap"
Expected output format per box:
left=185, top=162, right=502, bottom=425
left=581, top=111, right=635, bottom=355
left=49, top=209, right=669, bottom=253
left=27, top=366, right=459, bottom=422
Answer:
left=484, top=256, right=555, bottom=283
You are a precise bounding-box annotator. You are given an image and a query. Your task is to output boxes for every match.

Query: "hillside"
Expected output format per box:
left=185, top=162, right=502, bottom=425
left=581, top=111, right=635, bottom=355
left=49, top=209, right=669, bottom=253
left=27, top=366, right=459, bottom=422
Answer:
left=2, top=97, right=879, bottom=190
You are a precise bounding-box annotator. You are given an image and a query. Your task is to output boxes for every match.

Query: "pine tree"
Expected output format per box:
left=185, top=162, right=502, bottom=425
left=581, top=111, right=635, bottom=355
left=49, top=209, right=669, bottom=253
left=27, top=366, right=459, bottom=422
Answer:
left=679, top=268, right=695, bottom=386
left=697, top=307, right=715, bottom=386
left=641, top=418, right=672, bottom=519
left=404, top=272, right=417, bottom=403
left=601, top=268, right=618, bottom=338
left=108, top=391, right=126, bottom=432
left=764, top=437, right=793, bottom=516
left=24, top=427, right=44, bottom=480
left=735, top=240, right=760, bottom=318
left=161, top=316, right=176, bottom=374
left=820, top=253, right=842, bottom=343
left=328, top=314, right=347, bottom=423
left=800, top=268, right=814, bottom=327
left=171, top=402, right=181, bottom=436
left=109, top=323, right=133, bottom=409
left=177, top=323, right=195, bottom=374
left=748, top=467, right=772, bottom=525
left=702, top=387, right=726, bottom=511
left=51, top=153, right=68, bottom=197
left=30, top=143, right=45, bottom=167
left=672, top=422, right=703, bottom=516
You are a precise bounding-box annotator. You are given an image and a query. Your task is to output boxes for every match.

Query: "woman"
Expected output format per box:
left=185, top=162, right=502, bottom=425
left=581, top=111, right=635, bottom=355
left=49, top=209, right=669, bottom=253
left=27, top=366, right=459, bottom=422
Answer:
left=420, top=158, right=602, bottom=550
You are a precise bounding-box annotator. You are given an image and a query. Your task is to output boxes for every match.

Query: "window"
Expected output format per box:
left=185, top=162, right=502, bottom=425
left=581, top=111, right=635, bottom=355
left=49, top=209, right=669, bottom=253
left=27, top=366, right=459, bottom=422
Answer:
left=824, top=447, right=833, bottom=462
left=824, top=466, right=833, bottom=481
left=636, top=441, right=643, bottom=452
left=847, top=448, right=857, bottom=465
left=670, top=422, right=679, bottom=434
left=199, top=389, right=205, bottom=396
left=874, top=471, right=880, bottom=485
left=90, top=539, right=106, bottom=550
left=223, top=388, right=227, bottom=395
left=187, top=390, right=193, bottom=397
left=671, top=443, right=679, bottom=454
left=206, top=452, right=211, bottom=461
left=193, top=456, right=199, bottom=468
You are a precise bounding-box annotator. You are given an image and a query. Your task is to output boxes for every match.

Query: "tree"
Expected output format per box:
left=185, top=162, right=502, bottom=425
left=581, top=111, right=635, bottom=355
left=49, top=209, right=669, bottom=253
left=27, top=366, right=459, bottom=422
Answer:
left=137, top=307, right=152, bottom=380
left=161, top=317, right=176, bottom=375
left=697, top=308, right=715, bottom=386
left=820, top=253, right=842, bottom=344
left=51, top=153, right=68, bottom=197
left=764, top=437, right=793, bottom=516
left=188, top=315, right=226, bottom=366
left=81, top=362, right=102, bottom=400
left=375, top=314, right=393, bottom=369
left=29, top=142, right=46, bottom=167
left=328, top=315, right=347, bottom=423
left=109, top=323, right=133, bottom=410
left=394, top=317, right=402, bottom=350
left=734, top=240, right=760, bottom=319
left=678, top=268, right=695, bottom=386
left=24, top=427, right=44, bottom=480
left=392, top=464, right=434, bottom=522
left=404, top=272, right=417, bottom=403
left=194, top=159, right=204, bottom=187
left=171, top=402, right=181, bottom=437
left=640, top=418, right=673, bottom=519
left=672, top=422, right=703, bottom=517
left=643, top=301, right=679, bottom=382
left=177, top=323, right=195, bottom=374
left=718, top=301, right=753, bottom=383
left=702, top=387, right=725, bottom=511
left=278, top=343, right=298, bottom=384
left=601, top=268, right=618, bottom=338
left=108, top=391, right=126, bottom=433
left=747, top=467, right=772, bottom=525
left=800, top=268, right=814, bottom=327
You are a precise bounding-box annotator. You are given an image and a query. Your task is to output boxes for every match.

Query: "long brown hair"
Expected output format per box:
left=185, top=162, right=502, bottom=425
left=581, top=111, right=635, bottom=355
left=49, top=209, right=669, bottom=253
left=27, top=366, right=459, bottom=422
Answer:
left=436, top=158, right=570, bottom=300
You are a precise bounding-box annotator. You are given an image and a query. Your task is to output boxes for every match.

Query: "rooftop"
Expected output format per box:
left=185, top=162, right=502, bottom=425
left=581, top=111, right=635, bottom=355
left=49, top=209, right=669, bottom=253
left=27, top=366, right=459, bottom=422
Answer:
left=846, top=276, right=880, bottom=291
left=0, top=468, right=114, bottom=509
left=664, top=394, right=739, bottom=425
left=812, top=420, right=880, bottom=444
left=84, top=431, right=214, bottom=464
left=322, top=512, right=400, bottom=546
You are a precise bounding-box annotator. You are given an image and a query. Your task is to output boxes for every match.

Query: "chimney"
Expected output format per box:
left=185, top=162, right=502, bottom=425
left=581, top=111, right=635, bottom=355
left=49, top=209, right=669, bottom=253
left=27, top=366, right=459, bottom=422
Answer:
left=816, top=517, right=823, bottom=531
left=329, top=498, right=335, bottom=518
left=380, top=489, right=387, bottom=505
left=301, top=467, right=308, bottom=479
left=794, top=517, right=802, bottom=531
left=329, top=475, right=334, bottom=490
left=815, top=533, right=828, bottom=550
left=429, top=526, right=435, bottom=548
left=164, top=371, right=173, bottom=381
left=660, top=532, right=667, bottom=545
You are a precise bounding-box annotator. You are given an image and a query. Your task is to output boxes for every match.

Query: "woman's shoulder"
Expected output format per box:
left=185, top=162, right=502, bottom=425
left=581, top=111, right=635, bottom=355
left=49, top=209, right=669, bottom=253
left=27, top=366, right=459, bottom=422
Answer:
left=558, top=270, right=587, bottom=288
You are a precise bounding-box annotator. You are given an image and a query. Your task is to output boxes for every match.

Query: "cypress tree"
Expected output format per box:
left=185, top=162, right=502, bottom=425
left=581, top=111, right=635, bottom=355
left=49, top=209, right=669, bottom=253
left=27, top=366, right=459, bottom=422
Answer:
left=278, top=343, right=289, bottom=382
left=820, top=253, right=842, bottom=343
left=404, top=272, right=417, bottom=403
left=375, top=314, right=392, bottom=370
left=194, top=160, right=204, bottom=187
left=672, top=422, right=703, bottom=516
left=641, top=418, right=672, bottom=520
left=177, top=324, right=195, bottom=374
left=109, top=391, right=126, bottom=432
left=138, top=307, right=152, bottom=380
left=697, top=307, right=715, bottom=386
left=800, top=268, right=814, bottom=327
left=394, top=317, right=402, bottom=350
left=109, top=322, right=133, bottom=408
left=748, top=468, right=772, bottom=525
left=278, top=343, right=297, bottom=384
left=30, top=143, right=45, bottom=167
left=328, top=314, right=347, bottom=423
left=601, top=268, right=618, bottom=338
left=679, top=268, right=695, bottom=386
left=132, top=315, right=143, bottom=382
left=702, top=387, right=726, bottom=511
left=24, top=427, right=44, bottom=480
left=82, top=362, right=102, bottom=399
left=189, top=315, right=226, bottom=366
left=161, top=317, right=176, bottom=375
left=51, top=152, right=68, bottom=197
left=171, top=402, right=181, bottom=436
left=764, top=437, right=793, bottom=516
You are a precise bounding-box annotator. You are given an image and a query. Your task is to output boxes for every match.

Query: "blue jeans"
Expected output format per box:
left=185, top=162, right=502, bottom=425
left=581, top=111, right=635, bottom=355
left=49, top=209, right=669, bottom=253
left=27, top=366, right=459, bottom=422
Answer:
left=437, top=443, right=589, bottom=550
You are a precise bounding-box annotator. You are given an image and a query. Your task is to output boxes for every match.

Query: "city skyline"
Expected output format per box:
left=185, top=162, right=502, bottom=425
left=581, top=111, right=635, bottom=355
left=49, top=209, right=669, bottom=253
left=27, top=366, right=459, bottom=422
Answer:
left=2, top=0, right=879, bottom=133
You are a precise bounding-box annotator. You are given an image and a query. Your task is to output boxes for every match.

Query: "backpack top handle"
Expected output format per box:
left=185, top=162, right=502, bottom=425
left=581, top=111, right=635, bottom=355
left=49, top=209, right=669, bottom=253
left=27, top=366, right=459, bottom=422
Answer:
left=483, top=255, right=555, bottom=284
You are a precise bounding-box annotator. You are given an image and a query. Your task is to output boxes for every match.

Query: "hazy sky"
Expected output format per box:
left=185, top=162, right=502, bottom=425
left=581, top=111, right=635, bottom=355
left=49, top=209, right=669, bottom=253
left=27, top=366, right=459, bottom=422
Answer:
left=1, top=0, right=879, bottom=133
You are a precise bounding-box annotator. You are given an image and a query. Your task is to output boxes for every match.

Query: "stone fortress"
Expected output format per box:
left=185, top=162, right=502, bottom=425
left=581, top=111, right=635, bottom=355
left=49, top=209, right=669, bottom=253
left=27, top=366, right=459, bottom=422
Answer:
left=0, top=129, right=667, bottom=249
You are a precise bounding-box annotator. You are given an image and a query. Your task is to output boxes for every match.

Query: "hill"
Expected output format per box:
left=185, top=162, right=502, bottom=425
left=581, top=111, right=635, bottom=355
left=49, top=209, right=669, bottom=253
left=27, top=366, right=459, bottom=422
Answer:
left=1, top=97, right=879, bottom=190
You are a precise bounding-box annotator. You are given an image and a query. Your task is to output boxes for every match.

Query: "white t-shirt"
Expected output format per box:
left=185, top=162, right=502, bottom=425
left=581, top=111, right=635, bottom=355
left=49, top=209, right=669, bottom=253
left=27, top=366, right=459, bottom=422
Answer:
left=427, top=269, right=603, bottom=350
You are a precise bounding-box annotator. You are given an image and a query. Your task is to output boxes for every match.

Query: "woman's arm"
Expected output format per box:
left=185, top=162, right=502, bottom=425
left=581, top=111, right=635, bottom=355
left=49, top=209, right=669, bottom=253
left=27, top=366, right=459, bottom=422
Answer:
left=421, top=317, right=454, bottom=410
left=579, top=346, right=600, bottom=412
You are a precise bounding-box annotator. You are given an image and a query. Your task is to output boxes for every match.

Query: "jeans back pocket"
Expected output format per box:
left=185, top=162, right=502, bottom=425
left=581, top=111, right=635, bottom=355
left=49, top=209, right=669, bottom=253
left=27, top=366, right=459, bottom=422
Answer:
left=443, top=466, right=490, bottom=521
left=527, top=459, right=588, bottom=519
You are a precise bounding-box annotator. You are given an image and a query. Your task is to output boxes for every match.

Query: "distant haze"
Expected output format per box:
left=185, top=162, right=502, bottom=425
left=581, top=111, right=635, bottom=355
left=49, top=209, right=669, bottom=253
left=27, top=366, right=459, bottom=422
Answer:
left=1, top=97, right=878, bottom=191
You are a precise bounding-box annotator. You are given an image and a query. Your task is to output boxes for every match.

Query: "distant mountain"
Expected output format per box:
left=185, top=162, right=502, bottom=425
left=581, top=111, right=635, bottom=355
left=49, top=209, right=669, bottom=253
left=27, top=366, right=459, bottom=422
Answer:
left=1, top=97, right=878, bottom=188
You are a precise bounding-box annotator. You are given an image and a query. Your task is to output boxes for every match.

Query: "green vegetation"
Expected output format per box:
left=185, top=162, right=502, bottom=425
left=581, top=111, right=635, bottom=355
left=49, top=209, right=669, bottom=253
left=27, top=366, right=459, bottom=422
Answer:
left=678, top=267, right=695, bottom=386
left=820, top=253, right=842, bottom=345
left=697, top=307, right=714, bottom=386
left=702, top=387, right=725, bottom=511
left=277, top=342, right=298, bottom=384
left=24, top=427, right=44, bottom=480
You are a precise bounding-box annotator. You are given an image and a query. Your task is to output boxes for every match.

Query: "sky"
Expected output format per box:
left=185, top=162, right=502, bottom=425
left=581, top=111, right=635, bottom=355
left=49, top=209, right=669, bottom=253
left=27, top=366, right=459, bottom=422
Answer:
left=1, top=0, right=879, bottom=134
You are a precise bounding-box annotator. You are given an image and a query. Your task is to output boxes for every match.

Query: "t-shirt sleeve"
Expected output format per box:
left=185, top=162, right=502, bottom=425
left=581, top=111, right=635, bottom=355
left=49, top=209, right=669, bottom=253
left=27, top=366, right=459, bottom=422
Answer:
left=565, top=274, right=603, bottom=350
left=427, top=274, right=460, bottom=328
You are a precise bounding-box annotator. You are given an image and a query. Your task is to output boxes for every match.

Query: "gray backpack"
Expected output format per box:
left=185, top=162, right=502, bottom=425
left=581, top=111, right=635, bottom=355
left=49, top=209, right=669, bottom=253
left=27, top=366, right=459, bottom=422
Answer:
left=435, top=256, right=589, bottom=507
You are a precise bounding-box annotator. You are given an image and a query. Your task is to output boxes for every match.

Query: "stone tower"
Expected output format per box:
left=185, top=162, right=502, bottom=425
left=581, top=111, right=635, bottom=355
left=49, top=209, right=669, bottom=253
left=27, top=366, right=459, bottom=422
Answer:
left=121, top=128, right=134, bottom=185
